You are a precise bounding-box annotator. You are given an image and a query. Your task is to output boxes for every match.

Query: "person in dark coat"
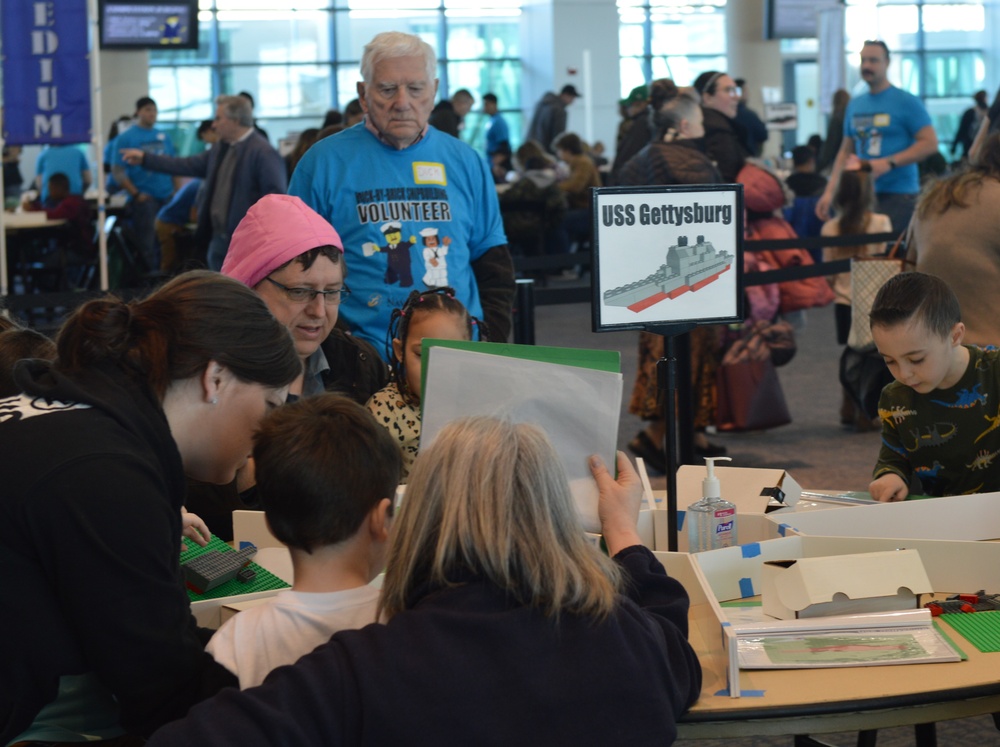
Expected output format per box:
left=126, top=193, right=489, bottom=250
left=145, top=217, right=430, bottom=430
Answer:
left=147, top=417, right=702, bottom=746
left=0, top=272, right=301, bottom=745
left=693, top=70, right=750, bottom=182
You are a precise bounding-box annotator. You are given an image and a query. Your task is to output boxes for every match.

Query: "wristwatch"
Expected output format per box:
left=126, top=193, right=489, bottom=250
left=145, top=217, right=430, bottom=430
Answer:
left=887, top=158, right=898, bottom=170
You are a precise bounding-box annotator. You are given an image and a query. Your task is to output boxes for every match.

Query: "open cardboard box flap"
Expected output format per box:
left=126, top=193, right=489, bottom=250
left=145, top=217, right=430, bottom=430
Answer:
left=761, top=548, right=932, bottom=619
left=677, top=465, right=801, bottom=514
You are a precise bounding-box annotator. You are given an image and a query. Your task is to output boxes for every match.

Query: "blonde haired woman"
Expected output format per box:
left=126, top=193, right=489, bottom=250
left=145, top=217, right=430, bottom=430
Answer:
left=149, top=417, right=702, bottom=746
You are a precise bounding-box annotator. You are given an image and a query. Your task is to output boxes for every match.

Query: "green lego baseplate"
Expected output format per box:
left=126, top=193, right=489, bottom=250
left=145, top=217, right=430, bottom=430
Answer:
left=180, top=534, right=289, bottom=601
left=940, top=610, right=1000, bottom=653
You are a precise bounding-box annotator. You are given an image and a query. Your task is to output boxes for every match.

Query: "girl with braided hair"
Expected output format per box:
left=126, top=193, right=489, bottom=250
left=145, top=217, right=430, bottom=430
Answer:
left=366, top=286, right=483, bottom=479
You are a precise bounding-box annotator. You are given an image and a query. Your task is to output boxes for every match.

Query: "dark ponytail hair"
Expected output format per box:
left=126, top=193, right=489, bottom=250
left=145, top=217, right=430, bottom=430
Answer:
left=386, top=286, right=484, bottom=404
left=56, top=270, right=301, bottom=400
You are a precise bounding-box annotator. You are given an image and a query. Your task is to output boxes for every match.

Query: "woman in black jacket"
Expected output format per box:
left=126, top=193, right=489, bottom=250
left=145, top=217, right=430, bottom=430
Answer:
left=0, top=271, right=301, bottom=744
left=693, top=70, right=750, bottom=182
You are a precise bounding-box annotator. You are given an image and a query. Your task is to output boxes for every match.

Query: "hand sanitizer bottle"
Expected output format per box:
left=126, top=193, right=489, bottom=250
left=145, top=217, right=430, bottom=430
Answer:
left=686, top=456, right=736, bottom=552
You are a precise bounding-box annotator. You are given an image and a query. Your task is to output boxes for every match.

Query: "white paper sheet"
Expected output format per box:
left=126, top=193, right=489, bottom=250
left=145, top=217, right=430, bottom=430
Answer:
left=421, top=347, right=623, bottom=533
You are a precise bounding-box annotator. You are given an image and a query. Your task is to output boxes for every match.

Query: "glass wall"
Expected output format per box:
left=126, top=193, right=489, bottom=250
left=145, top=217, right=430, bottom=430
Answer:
left=148, top=0, right=522, bottom=153
left=617, top=0, right=727, bottom=98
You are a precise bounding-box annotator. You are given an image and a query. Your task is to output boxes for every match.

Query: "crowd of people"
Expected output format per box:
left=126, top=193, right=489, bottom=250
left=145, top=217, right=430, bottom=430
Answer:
left=6, top=27, right=1000, bottom=746
left=0, top=30, right=703, bottom=747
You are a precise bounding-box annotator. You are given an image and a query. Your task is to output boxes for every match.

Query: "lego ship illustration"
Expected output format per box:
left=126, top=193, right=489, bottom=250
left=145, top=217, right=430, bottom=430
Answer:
left=603, top=234, right=733, bottom=313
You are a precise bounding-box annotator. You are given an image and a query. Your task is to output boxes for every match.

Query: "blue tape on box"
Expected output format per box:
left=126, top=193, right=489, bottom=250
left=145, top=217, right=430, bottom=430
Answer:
left=739, top=577, right=755, bottom=597
left=741, top=542, right=761, bottom=558
left=777, top=523, right=793, bottom=536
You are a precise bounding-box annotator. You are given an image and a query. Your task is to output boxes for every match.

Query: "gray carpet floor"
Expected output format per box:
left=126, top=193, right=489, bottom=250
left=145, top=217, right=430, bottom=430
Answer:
left=534, top=298, right=1000, bottom=746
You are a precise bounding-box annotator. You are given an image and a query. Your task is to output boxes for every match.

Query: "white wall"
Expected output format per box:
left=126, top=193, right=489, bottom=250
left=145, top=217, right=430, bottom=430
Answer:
left=520, top=0, right=621, bottom=153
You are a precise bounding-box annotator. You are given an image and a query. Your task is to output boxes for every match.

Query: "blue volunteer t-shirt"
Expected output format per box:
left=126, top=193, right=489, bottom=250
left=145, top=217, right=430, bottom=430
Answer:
left=289, top=123, right=507, bottom=356
left=115, top=125, right=176, bottom=201
left=844, top=86, right=932, bottom=195
left=36, top=146, right=89, bottom=203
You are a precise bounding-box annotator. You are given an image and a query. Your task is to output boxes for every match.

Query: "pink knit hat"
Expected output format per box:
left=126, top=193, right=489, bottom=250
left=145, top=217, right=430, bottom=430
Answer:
left=222, top=194, right=343, bottom=289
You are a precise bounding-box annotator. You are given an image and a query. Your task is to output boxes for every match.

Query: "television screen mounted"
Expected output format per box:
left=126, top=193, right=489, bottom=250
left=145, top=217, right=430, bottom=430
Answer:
left=99, top=0, right=199, bottom=50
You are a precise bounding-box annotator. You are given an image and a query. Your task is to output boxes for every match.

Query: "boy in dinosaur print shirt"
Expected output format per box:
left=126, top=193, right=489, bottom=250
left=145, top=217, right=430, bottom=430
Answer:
left=869, top=272, right=1000, bottom=501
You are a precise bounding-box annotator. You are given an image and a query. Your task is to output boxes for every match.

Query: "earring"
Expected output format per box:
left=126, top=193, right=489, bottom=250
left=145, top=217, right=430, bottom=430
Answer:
left=210, top=397, right=218, bottom=405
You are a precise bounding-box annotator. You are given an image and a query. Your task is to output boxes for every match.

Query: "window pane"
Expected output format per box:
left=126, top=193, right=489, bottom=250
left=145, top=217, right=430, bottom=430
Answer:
left=216, top=11, right=331, bottom=64
left=620, top=58, right=647, bottom=98
left=445, top=60, right=521, bottom=104
left=149, top=66, right=214, bottom=122
left=334, top=13, right=439, bottom=63
left=220, top=65, right=331, bottom=118
left=922, top=4, right=986, bottom=50
left=651, top=10, right=725, bottom=56
left=619, top=20, right=645, bottom=57
left=844, top=4, right=919, bottom=55
left=446, top=19, right=519, bottom=60
left=923, top=51, right=985, bottom=98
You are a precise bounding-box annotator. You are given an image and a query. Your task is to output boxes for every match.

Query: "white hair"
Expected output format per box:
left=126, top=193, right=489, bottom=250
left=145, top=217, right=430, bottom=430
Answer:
left=360, top=31, right=437, bottom=86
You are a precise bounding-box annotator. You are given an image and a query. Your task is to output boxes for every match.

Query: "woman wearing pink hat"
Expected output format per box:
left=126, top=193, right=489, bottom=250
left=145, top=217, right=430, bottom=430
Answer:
left=222, top=194, right=387, bottom=404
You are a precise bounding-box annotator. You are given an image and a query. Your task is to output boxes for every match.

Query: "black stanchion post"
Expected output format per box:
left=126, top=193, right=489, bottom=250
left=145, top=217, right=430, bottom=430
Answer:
left=513, top=277, right=535, bottom=345
left=650, top=323, right=695, bottom=553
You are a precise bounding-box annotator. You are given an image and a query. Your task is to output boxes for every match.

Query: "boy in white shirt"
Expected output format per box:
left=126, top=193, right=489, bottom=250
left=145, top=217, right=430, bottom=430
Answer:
left=206, top=394, right=402, bottom=688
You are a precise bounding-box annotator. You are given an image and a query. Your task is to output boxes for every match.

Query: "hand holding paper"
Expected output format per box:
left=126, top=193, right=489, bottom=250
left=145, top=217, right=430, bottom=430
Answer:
left=591, top=451, right=644, bottom=556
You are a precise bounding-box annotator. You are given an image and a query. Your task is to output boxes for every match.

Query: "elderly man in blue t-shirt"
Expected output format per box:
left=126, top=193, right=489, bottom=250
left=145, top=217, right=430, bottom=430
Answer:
left=289, top=31, right=514, bottom=353
left=816, top=40, right=939, bottom=233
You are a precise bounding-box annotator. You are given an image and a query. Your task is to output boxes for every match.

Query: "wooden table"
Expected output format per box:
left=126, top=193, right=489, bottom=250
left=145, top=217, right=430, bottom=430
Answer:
left=678, top=599, right=1000, bottom=741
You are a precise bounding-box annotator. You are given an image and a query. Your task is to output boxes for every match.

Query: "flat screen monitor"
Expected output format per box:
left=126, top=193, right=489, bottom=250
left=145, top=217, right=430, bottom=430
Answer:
left=99, top=0, right=199, bottom=50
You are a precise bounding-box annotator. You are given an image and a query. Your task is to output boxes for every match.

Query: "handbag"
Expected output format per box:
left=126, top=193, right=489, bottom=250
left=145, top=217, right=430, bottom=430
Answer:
left=847, top=227, right=910, bottom=350
left=839, top=344, right=894, bottom=420
left=716, top=355, right=792, bottom=432
left=716, top=315, right=794, bottom=432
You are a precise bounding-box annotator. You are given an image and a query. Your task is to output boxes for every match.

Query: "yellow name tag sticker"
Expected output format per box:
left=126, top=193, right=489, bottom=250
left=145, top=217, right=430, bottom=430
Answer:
left=413, top=162, right=447, bottom=185
left=873, top=114, right=890, bottom=127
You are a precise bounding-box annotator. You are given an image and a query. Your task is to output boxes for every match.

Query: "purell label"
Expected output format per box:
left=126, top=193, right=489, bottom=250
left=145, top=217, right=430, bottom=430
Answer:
left=715, top=520, right=734, bottom=534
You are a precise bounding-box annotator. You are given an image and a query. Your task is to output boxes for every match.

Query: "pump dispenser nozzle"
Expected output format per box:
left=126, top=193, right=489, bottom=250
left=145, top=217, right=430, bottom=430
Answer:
left=702, top=456, right=732, bottom=500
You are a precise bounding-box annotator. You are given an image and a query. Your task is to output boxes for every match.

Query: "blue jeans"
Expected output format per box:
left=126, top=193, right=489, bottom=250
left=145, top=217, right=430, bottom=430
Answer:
left=129, top=195, right=168, bottom=270
left=876, top=192, right=917, bottom=239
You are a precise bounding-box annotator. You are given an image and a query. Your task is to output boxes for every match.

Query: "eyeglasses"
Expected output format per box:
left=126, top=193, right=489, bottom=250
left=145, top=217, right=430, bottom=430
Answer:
left=264, top=276, right=351, bottom=305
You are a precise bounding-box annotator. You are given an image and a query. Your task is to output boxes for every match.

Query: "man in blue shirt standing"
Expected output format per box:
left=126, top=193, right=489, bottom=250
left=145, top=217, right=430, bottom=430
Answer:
left=113, top=96, right=177, bottom=270
left=483, top=93, right=510, bottom=161
left=816, top=40, right=938, bottom=233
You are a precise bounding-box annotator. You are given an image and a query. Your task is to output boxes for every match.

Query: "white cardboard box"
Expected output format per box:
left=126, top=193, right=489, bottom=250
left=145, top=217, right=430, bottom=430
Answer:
left=191, top=589, right=282, bottom=629
left=760, top=548, right=932, bottom=620
left=682, top=535, right=1000, bottom=698
left=767, top=492, right=1000, bottom=541
left=677, top=465, right=802, bottom=513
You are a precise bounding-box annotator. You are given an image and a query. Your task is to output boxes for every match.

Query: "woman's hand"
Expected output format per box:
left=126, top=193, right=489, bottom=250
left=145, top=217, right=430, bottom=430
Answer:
left=181, top=507, right=210, bottom=549
left=591, top=451, right=645, bottom=556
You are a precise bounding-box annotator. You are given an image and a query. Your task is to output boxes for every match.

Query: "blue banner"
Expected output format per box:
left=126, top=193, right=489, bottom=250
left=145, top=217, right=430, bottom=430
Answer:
left=2, top=0, right=92, bottom=145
